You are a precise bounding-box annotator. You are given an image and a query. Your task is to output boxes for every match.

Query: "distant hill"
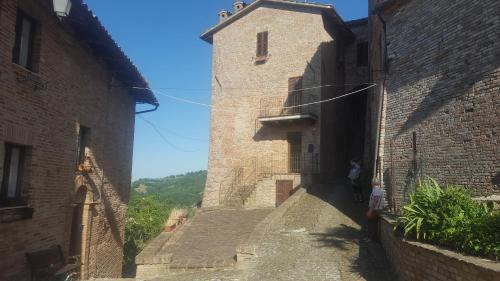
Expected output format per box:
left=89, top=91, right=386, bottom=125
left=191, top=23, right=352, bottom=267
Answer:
left=131, top=170, right=207, bottom=206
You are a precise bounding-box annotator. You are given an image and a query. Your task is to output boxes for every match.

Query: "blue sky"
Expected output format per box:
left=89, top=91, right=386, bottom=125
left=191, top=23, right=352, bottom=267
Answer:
left=83, top=0, right=368, bottom=180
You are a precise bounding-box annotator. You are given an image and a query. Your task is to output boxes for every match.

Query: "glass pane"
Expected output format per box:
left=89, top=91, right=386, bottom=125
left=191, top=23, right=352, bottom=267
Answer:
left=7, top=147, right=21, bottom=198
left=19, top=18, right=32, bottom=68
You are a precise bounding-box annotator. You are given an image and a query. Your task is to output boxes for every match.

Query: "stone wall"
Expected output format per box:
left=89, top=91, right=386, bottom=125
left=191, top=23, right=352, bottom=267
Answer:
left=203, top=3, right=340, bottom=207
left=370, top=0, right=500, bottom=209
left=380, top=216, right=500, bottom=281
left=0, top=0, right=137, bottom=279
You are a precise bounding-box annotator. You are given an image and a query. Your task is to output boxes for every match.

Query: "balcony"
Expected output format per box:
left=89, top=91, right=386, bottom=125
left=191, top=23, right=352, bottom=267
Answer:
left=258, top=92, right=318, bottom=124
left=257, top=153, right=320, bottom=176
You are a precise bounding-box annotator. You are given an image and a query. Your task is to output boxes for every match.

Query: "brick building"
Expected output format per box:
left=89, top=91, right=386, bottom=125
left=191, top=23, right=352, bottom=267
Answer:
left=201, top=0, right=372, bottom=208
left=0, top=0, right=158, bottom=280
left=369, top=0, right=500, bottom=209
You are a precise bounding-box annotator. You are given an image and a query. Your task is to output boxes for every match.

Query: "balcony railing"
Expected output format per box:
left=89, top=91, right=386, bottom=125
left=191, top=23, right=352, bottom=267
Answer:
left=256, top=153, right=320, bottom=176
left=259, top=92, right=319, bottom=119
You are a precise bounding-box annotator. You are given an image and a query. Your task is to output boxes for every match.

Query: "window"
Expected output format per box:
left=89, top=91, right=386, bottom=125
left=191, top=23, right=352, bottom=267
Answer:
left=12, top=10, right=36, bottom=70
left=357, top=42, right=368, bottom=66
left=256, top=31, right=268, bottom=63
left=76, top=126, right=91, bottom=168
left=1, top=143, right=27, bottom=206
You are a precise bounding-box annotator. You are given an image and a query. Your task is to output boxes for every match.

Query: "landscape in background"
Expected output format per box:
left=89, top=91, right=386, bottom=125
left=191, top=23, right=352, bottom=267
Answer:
left=123, top=171, right=207, bottom=274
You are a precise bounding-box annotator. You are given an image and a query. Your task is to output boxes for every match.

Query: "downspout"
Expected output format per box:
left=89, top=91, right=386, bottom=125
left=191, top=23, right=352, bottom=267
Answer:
left=135, top=103, right=159, bottom=115
left=372, top=12, right=388, bottom=182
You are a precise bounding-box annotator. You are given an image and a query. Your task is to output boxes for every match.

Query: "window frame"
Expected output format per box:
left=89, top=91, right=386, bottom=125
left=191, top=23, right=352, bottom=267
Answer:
left=76, top=126, right=91, bottom=169
left=256, top=31, right=268, bottom=63
left=1, top=143, right=27, bottom=207
left=12, top=10, right=37, bottom=71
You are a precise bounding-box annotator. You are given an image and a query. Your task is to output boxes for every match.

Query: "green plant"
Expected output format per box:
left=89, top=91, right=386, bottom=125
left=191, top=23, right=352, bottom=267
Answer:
left=123, top=194, right=172, bottom=271
left=397, top=178, right=499, bottom=260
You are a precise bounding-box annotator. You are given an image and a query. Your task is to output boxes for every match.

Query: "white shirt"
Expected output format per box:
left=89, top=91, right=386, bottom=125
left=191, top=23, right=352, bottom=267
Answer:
left=369, top=188, right=385, bottom=210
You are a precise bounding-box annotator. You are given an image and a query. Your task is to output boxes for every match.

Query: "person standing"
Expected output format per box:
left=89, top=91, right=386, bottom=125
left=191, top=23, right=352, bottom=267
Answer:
left=367, top=178, right=385, bottom=241
left=348, top=159, right=363, bottom=202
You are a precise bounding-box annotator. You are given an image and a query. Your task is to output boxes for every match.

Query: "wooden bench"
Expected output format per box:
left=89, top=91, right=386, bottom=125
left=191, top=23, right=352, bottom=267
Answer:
left=25, top=245, right=79, bottom=281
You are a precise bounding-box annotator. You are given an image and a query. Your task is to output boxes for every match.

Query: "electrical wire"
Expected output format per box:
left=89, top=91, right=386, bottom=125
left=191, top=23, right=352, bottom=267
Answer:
left=139, top=115, right=204, bottom=142
left=138, top=116, right=201, bottom=153
left=132, top=83, right=377, bottom=111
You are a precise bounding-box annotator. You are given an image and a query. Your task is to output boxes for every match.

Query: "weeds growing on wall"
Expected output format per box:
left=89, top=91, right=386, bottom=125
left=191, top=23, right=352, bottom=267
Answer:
left=397, top=178, right=499, bottom=260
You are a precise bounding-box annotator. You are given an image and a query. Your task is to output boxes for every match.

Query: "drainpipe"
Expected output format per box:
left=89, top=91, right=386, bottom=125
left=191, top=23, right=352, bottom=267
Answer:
left=372, top=11, right=388, bottom=182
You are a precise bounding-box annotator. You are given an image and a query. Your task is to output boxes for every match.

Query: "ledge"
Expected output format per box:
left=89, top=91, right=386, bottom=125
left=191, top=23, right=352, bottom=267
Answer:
left=0, top=206, right=34, bottom=223
left=258, top=114, right=318, bottom=124
left=380, top=215, right=500, bottom=280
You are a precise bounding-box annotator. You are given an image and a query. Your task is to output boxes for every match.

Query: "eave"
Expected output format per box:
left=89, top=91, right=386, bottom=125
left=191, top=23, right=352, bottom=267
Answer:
left=200, top=0, right=353, bottom=44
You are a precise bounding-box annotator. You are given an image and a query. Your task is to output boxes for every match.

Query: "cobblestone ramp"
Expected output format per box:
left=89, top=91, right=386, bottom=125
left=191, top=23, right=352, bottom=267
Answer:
left=96, top=185, right=395, bottom=281
left=139, top=208, right=272, bottom=273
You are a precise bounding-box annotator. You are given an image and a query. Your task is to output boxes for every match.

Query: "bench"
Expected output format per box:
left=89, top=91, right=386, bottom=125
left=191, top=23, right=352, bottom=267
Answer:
left=26, top=245, right=79, bottom=281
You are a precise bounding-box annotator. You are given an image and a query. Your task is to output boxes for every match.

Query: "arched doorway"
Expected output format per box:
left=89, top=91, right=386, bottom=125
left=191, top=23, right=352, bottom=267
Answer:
left=69, top=185, right=92, bottom=280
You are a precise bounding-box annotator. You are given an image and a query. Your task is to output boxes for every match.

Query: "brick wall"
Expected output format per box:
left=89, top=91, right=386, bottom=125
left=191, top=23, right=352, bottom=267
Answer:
left=380, top=217, right=500, bottom=281
left=371, top=0, right=500, bottom=209
left=203, top=3, right=341, bottom=207
left=0, top=0, right=136, bottom=279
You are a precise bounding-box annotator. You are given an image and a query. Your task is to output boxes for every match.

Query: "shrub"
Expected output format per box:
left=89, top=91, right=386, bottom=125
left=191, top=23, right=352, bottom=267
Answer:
left=397, top=178, right=499, bottom=260
left=123, top=194, right=172, bottom=272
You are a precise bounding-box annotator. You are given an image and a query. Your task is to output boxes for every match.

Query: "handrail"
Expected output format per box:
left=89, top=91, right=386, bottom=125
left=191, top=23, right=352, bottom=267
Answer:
left=219, top=154, right=319, bottom=206
left=259, top=92, right=319, bottom=118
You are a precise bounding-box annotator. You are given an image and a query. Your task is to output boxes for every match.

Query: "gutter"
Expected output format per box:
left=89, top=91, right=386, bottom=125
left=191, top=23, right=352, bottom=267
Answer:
left=135, top=103, right=159, bottom=115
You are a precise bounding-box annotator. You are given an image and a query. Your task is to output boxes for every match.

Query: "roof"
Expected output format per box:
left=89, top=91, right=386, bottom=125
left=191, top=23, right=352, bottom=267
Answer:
left=65, top=0, right=158, bottom=106
left=345, top=18, right=368, bottom=27
left=371, top=0, right=413, bottom=16
left=200, top=0, right=353, bottom=44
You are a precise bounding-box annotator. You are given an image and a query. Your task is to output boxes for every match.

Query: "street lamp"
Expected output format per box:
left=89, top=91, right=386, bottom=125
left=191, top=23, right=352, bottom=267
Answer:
left=53, top=0, right=72, bottom=18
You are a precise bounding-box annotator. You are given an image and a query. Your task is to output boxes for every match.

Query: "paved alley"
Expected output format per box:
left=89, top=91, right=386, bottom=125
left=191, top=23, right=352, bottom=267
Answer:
left=99, top=184, right=396, bottom=281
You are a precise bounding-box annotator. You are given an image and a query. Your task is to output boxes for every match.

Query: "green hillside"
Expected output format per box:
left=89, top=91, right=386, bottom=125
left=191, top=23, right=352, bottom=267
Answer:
left=131, top=170, right=207, bottom=206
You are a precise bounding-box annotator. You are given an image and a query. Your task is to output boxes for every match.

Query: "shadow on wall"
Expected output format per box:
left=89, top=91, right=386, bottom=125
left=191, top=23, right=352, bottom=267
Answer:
left=396, top=67, right=499, bottom=136
left=393, top=0, right=500, bottom=136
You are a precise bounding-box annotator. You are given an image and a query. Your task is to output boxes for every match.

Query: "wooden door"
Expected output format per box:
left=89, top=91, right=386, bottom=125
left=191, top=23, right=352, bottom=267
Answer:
left=276, top=180, right=294, bottom=207
left=69, top=204, right=84, bottom=257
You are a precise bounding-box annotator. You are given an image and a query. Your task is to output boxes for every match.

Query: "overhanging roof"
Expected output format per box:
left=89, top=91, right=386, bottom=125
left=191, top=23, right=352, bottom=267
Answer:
left=65, top=0, right=158, bottom=106
left=200, top=0, right=353, bottom=44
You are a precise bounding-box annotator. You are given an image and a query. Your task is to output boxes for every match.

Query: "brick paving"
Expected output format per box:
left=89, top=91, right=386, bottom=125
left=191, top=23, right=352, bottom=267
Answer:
left=97, top=184, right=395, bottom=281
left=152, top=208, right=272, bottom=269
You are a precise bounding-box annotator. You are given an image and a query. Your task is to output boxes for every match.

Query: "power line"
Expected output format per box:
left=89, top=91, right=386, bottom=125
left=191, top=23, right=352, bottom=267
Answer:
left=132, top=83, right=377, bottom=111
left=139, top=116, right=204, bottom=142
left=138, top=116, right=201, bottom=153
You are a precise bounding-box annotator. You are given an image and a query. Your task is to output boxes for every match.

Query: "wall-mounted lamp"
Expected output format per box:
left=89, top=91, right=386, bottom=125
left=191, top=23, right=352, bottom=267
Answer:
left=53, top=0, right=72, bottom=18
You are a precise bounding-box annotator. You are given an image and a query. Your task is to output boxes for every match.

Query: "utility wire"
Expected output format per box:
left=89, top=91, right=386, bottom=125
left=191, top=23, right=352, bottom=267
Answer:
left=132, top=83, right=377, bottom=111
left=139, top=115, right=204, bottom=142
left=138, top=116, right=201, bottom=153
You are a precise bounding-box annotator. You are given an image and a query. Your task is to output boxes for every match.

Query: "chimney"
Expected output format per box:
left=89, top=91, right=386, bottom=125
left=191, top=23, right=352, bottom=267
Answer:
left=233, top=1, right=247, bottom=13
left=218, top=10, right=232, bottom=22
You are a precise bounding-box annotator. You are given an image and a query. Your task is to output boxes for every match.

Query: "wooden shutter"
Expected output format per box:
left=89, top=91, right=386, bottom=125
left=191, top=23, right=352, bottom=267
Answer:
left=262, top=31, right=268, bottom=56
left=257, top=31, right=268, bottom=58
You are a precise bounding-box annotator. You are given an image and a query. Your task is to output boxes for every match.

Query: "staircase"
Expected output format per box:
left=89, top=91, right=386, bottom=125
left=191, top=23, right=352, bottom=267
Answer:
left=219, top=154, right=319, bottom=208
left=220, top=163, right=259, bottom=208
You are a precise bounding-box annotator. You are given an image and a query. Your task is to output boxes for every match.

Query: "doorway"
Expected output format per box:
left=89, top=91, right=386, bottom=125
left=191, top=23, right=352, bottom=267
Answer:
left=69, top=204, right=83, bottom=257
left=287, top=132, right=302, bottom=173
left=276, top=180, right=294, bottom=207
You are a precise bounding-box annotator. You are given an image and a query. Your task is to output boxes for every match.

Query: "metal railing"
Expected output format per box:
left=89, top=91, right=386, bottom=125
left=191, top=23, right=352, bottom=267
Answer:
left=259, top=92, right=318, bottom=118
left=219, top=153, right=320, bottom=206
